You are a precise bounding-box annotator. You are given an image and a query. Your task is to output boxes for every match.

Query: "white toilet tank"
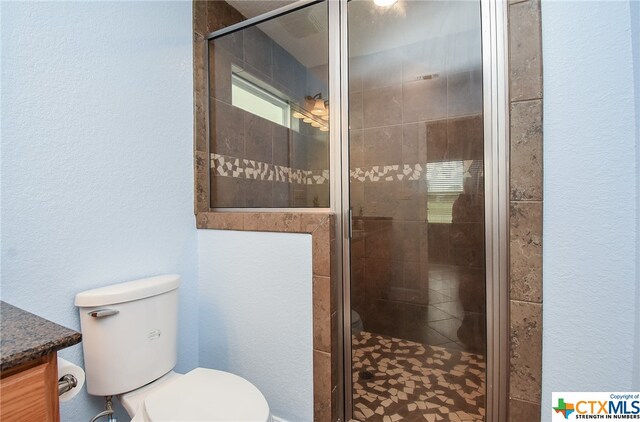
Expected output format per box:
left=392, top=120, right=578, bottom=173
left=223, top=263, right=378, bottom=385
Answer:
left=75, top=274, right=181, bottom=396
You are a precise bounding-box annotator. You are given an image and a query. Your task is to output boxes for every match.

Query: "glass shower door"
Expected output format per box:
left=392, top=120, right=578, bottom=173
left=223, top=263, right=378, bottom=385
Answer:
left=347, top=0, right=487, bottom=420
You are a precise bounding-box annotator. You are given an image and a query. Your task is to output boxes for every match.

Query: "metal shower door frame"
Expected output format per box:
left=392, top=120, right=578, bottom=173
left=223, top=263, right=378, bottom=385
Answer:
left=336, top=1, right=510, bottom=421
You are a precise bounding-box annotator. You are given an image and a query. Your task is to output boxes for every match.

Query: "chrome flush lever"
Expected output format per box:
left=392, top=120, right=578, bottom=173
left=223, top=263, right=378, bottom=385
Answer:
left=88, top=309, right=119, bottom=318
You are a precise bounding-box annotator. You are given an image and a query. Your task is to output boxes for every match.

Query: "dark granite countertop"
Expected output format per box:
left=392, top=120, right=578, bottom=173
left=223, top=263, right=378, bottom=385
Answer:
left=0, top=301, right=81, bottom=372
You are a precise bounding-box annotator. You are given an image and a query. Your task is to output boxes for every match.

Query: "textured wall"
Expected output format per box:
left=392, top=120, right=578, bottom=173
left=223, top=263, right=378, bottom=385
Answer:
left=541, top=0, right=639, bottom=419
left=0, top=2, right=197, bottom=420
left=631, top=0, right=640, bottom=391
left=197, top=229, right=313, bottom=422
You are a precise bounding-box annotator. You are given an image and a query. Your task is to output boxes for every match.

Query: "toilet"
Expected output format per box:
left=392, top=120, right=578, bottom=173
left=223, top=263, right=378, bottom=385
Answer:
left=75, top=274, right=271, bottom=422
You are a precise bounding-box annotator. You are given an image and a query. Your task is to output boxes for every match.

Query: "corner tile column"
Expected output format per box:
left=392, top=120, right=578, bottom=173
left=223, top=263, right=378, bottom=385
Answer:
left=508, top=0, right=544, bottom=420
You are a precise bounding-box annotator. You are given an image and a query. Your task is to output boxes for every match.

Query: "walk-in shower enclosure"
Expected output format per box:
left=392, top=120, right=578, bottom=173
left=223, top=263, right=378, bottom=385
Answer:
left=204, top=0, right=509, bottom=420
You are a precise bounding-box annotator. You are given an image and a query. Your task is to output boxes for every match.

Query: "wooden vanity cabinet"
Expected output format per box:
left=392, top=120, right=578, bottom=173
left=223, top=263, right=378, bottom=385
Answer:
left=0, top=353, right=60, bottom=422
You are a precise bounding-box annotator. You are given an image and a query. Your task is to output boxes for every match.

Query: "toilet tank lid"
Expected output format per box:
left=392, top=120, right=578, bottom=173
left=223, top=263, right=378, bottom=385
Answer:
left=75, top=274, right=181, bottom=307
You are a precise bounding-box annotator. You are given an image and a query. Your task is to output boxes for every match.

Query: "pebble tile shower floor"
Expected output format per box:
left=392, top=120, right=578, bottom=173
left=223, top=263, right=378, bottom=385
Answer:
left=352, top=331, right=486, bottom=421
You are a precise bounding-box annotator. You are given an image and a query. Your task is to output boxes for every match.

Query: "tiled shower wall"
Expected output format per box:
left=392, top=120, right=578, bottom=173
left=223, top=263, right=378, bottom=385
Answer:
left=208, top=8, right=330, bottom=208
left=348, top=35, right=485, bottom=351
left=507, top=0, right=544, bottom=420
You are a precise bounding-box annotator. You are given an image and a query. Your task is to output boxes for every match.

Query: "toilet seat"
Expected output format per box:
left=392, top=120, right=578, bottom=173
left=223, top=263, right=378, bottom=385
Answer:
left=135, top=368, right=271, bottom=422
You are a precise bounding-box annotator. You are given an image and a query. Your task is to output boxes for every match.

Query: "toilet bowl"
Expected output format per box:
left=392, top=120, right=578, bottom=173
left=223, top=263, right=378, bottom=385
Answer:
left=75, top=275, right=271, bottom=422
left=120, top=369, right=271, bottom=422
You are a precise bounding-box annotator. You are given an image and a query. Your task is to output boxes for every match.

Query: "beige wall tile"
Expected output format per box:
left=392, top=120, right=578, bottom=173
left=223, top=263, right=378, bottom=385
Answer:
left=508, top=0, right=544, bottom=408
left=401, top=122, right=428, bottom=165
left=361, top=50, right=403, bottom=90
left=511, top=100, right=543, bottom=201
left=313, top=276, right=332, bottom=353
left=510, top=202, right=542, bottom=302
left=447, top=115, right=484, bottom=161
left=402, top=77, right=447, bottom=123
left=211, top=100, right=244, bottom=158
left=510, top=300, right=542, bottom=401
left=273, top=181, right=292, bottom=208
left=447, top=69, right=483, bottom=117
left=363, top=85, right=403, bottom=128
left=426, top=120, right=448, bottom=162
left=211, top=176, right=245, bottom=208
left=243, top=212, right=302, bottom=233
left=244, top=26, right=273, bottom=78
left=509, top=0, right=543, bottom=101
left=194, top=40, right=207, bottom=154
left=349, top=92, right=364, bottom=130
left=195, top=151, right=209, bottom=212
left=313, top=350, right=332, bottom=422
left=509, top=398, right=541, bottom=422
left=301, top=214, right=330, bottom=233
left=312, top=218, right=331, bottom=277
left=244, top=114, right=273, bottom=163
left=363, top=126, right=403, bottom=166
left=193, top=1, right=208, bottom=38
left=196, top=212, right=244, bottom=230
left=206, top=0, right=244, bottom=33
left=211, top=47, right=233, bottom=105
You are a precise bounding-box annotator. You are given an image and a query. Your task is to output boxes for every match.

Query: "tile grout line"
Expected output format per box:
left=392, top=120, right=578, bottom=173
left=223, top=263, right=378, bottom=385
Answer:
left=509, top=396, right=542, bottom=406
left=510, top=97, right=543, bottom=104
left=509, top=298, right=543, bottom=305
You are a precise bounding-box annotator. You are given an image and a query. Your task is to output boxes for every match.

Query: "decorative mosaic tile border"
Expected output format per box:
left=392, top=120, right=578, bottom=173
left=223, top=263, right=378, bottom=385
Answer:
left=211, top=154, right=485, bottom=188
left=211, top=153, right=426, bottom=184
left=351, top=164, right=425, bottom=182
left=211, top=153, right=329, bottom=185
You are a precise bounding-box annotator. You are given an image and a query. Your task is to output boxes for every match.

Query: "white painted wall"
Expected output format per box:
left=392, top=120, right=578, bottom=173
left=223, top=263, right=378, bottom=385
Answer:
left=630, top=0, right=640, bottom=390
left=0, top=2, right=196, bottom=420
left=541, top=0, right=640, bottom=418
left=197, top=229, right=313, bottom=422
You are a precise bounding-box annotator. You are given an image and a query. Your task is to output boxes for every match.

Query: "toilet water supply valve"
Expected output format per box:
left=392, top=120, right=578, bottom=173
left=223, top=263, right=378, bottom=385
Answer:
left=89, top=396, right=116, bottom=422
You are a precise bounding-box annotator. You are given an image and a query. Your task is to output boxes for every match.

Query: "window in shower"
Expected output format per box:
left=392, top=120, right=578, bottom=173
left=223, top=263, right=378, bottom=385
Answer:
left=231, top=72, right=291, bottom=128
left=207, top=1, right=330, bottom=209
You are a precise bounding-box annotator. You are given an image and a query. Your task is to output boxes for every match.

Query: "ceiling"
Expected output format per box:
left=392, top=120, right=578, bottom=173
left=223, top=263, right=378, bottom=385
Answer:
left=225, top=0, right=482, bottom=71
left=226, top=0, right=297, bottom=19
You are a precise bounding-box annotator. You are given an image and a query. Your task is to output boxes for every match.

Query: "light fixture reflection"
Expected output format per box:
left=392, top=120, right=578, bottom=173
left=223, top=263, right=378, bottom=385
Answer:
left=374, top=0, right=397, bottom=6
left=293, top=93, right=329, bottom=133
left=311, top=99, right=327, bottom=116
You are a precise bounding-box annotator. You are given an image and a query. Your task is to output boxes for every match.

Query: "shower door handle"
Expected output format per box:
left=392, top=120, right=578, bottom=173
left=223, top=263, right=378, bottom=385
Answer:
left=348, top=208, right=353, bottom=239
